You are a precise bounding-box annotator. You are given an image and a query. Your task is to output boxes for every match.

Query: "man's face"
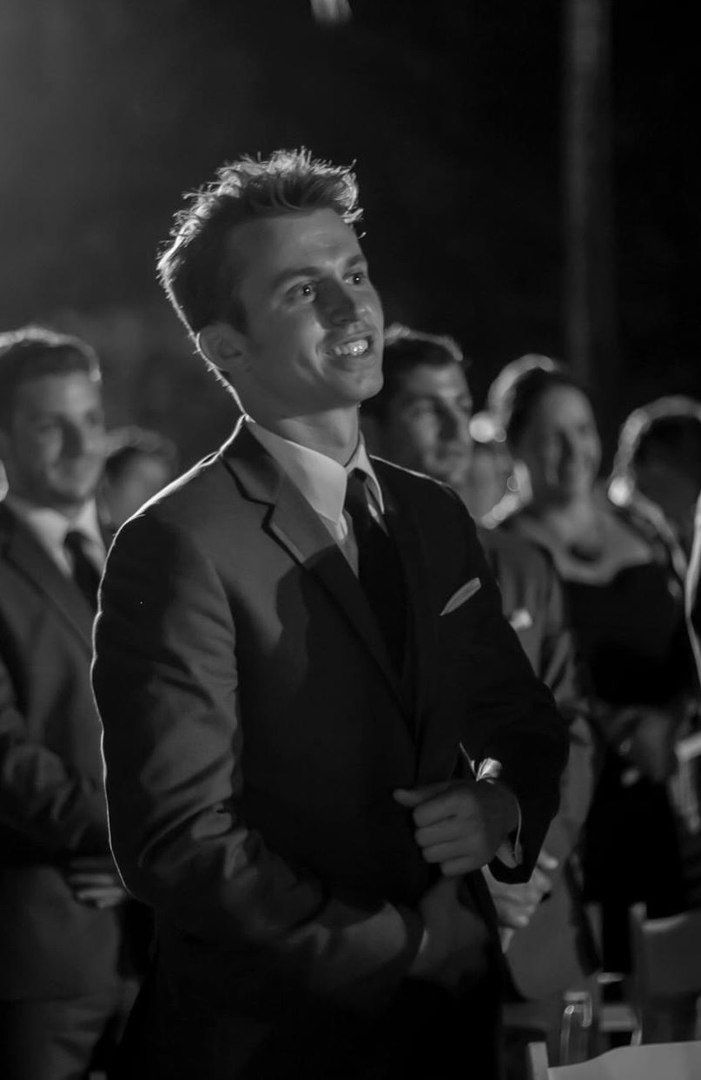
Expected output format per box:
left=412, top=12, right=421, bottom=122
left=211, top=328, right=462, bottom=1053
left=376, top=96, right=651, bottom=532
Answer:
left=219, top=209, right=384, bottom=419
left=0, top=371, right=105, bottom=512
left=376, top=363, right=473, bottom=487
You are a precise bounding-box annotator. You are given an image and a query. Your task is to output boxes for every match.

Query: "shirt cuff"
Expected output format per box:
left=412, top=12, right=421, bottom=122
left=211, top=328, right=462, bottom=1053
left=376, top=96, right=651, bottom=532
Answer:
left=475, top=757, right=523, bottom=867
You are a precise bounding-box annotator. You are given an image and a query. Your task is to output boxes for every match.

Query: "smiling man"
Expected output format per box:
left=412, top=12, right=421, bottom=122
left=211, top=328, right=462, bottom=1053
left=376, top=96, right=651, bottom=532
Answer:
left=92, top=150, right=567, bottom=1079
left=0, top=328, right=138, bottom=1080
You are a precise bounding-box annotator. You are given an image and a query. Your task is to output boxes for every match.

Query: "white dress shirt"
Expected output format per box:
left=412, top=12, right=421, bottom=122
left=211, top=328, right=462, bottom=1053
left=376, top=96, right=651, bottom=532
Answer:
left=4, top=495, right=106, bottom=577
left=246, top=417, right=385, bottom=575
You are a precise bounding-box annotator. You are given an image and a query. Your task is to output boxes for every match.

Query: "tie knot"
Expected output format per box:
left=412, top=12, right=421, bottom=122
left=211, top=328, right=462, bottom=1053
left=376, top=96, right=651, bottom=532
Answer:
left=344, top=468, right=370, bottom=513
left=64, top=529, right=89, bottom=555
left=63, top=529, right=101, bottom=611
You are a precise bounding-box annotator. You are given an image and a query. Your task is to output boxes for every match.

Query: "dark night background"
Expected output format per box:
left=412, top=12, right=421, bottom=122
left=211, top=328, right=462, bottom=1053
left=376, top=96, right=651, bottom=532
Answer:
left=1, top=1, right=698, bottom=468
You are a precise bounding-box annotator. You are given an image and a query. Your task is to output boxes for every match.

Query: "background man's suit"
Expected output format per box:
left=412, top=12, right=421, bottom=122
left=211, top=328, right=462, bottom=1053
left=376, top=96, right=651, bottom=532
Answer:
left=93, top=421, right=567, bottom=1078
left=0, top=503, right=128, bottom=1071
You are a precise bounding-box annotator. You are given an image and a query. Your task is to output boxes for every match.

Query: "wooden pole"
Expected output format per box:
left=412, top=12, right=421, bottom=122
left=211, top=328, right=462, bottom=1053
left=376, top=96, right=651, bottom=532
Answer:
left=563, top=0, right=618, bottom=450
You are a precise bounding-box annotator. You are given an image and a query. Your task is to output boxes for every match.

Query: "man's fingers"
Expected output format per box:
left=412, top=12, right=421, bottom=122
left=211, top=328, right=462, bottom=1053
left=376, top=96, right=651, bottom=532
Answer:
left=72, top=887, right=125, bottom=908
left=495, top=903, right=535, bottom=929
left=441, top=854, right=485, bottom=876
left=531, top=868, right=554, bottom=897
left=67, top=873, right=120, bottom=887
left=415, top=818, right=467, bottom=849
left=536, top=849, right=558, bottom=872
left=393, top=780, right=455, bottom=811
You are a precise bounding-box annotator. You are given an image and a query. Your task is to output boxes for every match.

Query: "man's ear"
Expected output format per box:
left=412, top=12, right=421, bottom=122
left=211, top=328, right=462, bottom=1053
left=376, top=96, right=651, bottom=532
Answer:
left=197, top=322, right=249, bottom=378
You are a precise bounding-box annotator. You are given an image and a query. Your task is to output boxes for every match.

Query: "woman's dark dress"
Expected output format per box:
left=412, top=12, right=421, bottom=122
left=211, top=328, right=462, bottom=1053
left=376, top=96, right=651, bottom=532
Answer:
left=565, top=561, right=689, bottom=970
left=503, top=502, right=696, bottom=972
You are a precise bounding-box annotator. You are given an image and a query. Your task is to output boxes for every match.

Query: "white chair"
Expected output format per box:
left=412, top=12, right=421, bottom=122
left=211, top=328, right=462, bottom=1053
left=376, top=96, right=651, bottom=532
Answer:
left=526, top=1039, right=701, bottom=1079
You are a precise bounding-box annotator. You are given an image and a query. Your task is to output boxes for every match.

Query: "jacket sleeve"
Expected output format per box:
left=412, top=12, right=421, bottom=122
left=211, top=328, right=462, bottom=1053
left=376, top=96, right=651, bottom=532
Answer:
left=441, top=497, right=570, bottom=884
left=92, top=513, right=423, bottom=1012
left=537, top=556, right=598, bottom=860
left=0, top=648, right=110, bottom=856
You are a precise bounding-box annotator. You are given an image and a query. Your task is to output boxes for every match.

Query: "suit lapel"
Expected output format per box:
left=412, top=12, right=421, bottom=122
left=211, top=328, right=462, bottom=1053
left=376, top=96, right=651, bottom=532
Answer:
left=222, top=425, right=408, bottom=712
left=0, top=505, right=94, bottom=651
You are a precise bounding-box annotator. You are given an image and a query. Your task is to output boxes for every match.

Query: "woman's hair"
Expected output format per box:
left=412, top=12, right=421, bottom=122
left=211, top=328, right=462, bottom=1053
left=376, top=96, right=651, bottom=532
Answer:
left=611, top=395, right=701, bottom=501
left=490, top=359, right=593, bottom=447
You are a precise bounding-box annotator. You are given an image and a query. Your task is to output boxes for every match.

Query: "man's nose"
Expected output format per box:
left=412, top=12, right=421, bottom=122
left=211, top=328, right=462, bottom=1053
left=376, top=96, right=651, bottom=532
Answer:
left=319, top=280, right=361, bottom=326
left=561, top=433, right=578, bottom=461
left=64, top=423, right=102, bottom=457
left=441, top=407, right=470, bottom=441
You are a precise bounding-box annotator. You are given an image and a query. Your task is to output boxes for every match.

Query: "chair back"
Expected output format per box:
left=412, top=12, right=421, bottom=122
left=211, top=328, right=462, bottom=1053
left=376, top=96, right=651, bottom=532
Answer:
left=629, top=903, right=701, bottom=998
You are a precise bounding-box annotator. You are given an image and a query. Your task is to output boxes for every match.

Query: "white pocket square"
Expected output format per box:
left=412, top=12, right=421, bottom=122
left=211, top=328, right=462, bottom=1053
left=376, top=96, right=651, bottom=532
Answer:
left=440, top=577, right=481, bottom=616
left=509, top=608, right=533, bottom=631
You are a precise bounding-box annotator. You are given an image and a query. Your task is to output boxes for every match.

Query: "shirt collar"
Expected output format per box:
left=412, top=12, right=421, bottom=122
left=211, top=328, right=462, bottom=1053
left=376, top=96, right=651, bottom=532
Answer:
left=4, top=494, right=104, bottom=552
left=246, top=417, right=384, bottom=527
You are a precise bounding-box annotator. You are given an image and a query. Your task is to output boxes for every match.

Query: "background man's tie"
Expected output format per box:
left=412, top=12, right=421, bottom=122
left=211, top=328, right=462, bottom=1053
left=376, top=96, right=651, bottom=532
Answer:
left=63, top=530, right=101, bottom=612
left=343, top=469, right=406, bottom=673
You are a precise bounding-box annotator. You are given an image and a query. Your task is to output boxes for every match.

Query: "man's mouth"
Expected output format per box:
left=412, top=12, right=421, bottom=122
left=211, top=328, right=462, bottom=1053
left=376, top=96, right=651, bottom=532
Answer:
left=329, top=336, right=372, bottom=359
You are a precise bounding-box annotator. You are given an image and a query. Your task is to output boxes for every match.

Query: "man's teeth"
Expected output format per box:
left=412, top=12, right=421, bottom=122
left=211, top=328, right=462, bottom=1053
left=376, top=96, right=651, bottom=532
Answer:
left=332, top=339, right=369, bottom=358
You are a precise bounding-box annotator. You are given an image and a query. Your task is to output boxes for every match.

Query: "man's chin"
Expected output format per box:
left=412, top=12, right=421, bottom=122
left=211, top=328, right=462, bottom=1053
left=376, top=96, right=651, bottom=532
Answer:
left=431, top=461, right=471, bottom=490
left=49, top=484, right=99, bottom=510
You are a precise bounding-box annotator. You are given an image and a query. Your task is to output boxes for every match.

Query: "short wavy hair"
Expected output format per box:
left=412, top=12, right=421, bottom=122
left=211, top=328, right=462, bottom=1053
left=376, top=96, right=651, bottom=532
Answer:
left=0, top=325, right=100, bottom=430
left=157, top=148, right=363, bottom=338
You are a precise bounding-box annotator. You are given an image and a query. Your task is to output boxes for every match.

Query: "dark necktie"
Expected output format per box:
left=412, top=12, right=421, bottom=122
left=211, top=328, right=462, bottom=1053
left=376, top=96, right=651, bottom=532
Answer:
left=64, top=529, right=101, bottom=612
left=343, top=469, right=406, bottom=673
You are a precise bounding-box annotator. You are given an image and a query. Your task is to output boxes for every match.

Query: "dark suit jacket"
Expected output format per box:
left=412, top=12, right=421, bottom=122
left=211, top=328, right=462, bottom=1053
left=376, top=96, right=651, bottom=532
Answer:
left=0, top=502, right=122, bottom=999
left=479, top=527, right=599, bottom=1000
left=92, top=423, right=567, bottom=1077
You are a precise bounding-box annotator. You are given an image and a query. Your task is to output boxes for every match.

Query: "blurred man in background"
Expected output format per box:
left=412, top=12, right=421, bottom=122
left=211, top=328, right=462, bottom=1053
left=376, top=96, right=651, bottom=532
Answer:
left=0, top=327, right=140, bottom=1079
left=362, top=326, right=599, bottom=1072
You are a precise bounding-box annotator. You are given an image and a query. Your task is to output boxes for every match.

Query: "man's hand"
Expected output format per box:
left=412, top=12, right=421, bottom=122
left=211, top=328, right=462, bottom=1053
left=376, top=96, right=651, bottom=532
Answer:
left=65, top=861, right=127, bottom=909
left=618, top=706, right=677, bottom=783
left=409, top=875, right=490, bottom=990
left=394, top=777, right=520, bottom=876
left=484, top=848, right=558, bottom=930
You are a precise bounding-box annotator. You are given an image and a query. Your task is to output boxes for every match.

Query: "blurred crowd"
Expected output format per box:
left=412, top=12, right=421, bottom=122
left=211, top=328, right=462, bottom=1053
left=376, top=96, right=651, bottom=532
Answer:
left=0, top=317, right=700, bottom=1080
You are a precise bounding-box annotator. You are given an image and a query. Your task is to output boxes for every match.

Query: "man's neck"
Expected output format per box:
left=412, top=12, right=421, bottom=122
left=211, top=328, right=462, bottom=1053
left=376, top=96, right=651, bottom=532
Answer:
left=5, top=488, right=91, bottom=524
left=248, top=408, right=360, bottom=466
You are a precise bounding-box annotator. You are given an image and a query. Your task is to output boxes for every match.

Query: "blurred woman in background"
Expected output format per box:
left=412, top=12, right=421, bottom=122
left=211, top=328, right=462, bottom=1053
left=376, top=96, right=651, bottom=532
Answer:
left=489, top=361, right=698, bottom=982
left=98, top=426, right=178, bottom=532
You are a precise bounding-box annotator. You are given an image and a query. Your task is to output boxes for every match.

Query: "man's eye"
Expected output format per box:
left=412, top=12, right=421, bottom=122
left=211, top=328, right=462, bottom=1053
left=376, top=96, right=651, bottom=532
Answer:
left=347, top=271, right=367, bottom=285
left=289, top=282, right=316, bottom=302
left=408, top=403, right=437, bottom=420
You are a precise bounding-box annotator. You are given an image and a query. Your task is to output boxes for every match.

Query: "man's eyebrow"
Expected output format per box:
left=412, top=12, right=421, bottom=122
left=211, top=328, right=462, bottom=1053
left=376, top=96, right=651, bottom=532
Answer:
left=269, top=266, right=319, bottom=292
left=269, top=253, right=368, bottom=294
